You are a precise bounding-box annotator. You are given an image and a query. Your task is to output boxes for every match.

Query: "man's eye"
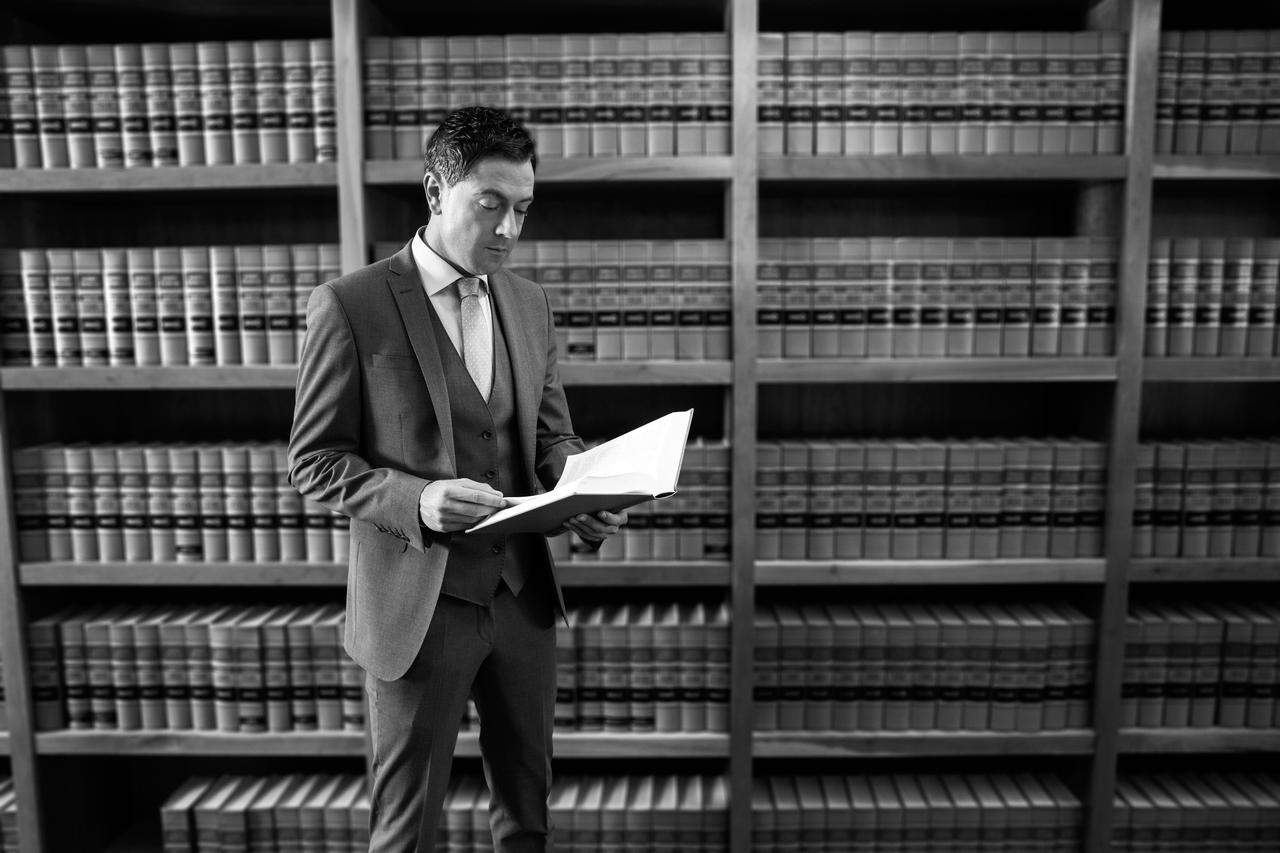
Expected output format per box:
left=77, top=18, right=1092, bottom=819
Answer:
left=516, top=208, right=530, bottom=218
left=478, top=199, right=499, bottom=210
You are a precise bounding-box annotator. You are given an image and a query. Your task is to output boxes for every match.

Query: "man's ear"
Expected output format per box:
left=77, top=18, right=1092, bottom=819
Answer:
left=423, top=171, right=445, bottom=217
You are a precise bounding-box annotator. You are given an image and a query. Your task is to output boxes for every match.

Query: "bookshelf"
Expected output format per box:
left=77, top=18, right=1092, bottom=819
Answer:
left=0, top=0, right=1277, bottom=849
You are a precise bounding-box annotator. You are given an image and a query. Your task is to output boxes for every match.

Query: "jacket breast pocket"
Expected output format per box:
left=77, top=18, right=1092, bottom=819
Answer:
left=370, top=352, right=418, bottom=372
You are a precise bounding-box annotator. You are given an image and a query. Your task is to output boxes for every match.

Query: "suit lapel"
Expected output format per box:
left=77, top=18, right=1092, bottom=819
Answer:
left=489, top=268, right=539, bottom=482
left=386, top=241, right=456, bottom=475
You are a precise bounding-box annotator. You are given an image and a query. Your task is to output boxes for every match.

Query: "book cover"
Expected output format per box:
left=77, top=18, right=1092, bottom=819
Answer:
left=89, top=444, right=123, bottom=561
left=756, top=238, right=784, bottom=359
left=871, top=33, right=902, bottom=155
left=1069, top=32, right=1101, bottom=154
left=918, top=238, right=948, bottom=358
left=47, top=248, right=81, bottom=366
left=843, top=32, right=874, bottom=156
left=593, top=240, right=623, bottom=360
left=587, top=34, right=620, bottom=158
left=312, top=606, right=344, bottom=730
left=985, top=33, right=1016, bottom=155
left=946, top=238, right=977, bottom=357
left=5, top=45, right=40, bottom=169
left=254, top=40, right=287, bottom=164
left=1155, top=32, right=1180, bottom=154
left=1173, top=31, right=1207, bottom=155
left=219, top=775, right=270, bottom=853
left=0, top=250, right=28, bottom=366
left=865, top=238, right=893, bottom=357
left=1221, top=236, right=1253, bottom=357
left=310, top=39, right=336, bottom=162
left=1041, top=32, right=1072, bottom=155
left=286, top=603, right=326, bottom=731
left=672, top=33, right=703, bottom=157
left=159, top=776, right=214, bottom=853
left=1031, top=237, right=1064, bottom=357
left=900, top=32, right=930, bottom=157
left=100, top=248, right=133, bottom=367
left=227, top=41, right=260, bottom=164
left=154, top=247, right=187, bottom=366
left=675, top=239, right=706, bottom=361
left=158, top=604, right=201, bottom=730
left=1200, top=32, right=1235, bottom=156
left=782, top=238, right=812, bottom=359
left=1096, top=32, right=1127, bottom=154
left=209, top=606, right=247, bottom=732
left=73, top=248, right=108, bottom=366
left=973, top=239, right=1004, bottom=357
left=60, top=44, right=94, bottom=168
left=757, top=33, right=787, bottom=156
left=32, top=44, right=69, bottom=168
left=890, top=237, right=922, bottom=358
left=65, top=444, right=97, bottom=562
left=113, top=44, right=150, bottom=168
left=561, top=35, right=591, bottom=159
left=810, top=238, right=841, bottom=359
left=616, top=34, right=647, bottom=157
left=785, top=32, right=816, bottom=156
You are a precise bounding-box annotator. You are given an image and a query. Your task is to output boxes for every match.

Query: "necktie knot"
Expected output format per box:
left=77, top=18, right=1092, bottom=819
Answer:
left=456, top=276, right=481, bottom=300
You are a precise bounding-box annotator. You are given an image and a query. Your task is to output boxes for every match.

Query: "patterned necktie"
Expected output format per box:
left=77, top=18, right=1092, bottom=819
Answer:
left=456, top=276, right=492, bottom=401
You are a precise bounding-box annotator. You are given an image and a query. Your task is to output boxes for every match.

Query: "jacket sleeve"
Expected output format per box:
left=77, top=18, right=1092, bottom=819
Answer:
left=287, top=282, right=434, bottom=553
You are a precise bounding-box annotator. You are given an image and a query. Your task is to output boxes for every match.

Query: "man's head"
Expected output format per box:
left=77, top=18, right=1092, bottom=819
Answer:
left=422, top=107, right=537, bottom=276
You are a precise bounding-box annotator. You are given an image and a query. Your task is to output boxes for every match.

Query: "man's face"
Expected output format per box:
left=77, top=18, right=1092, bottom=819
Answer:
left=424, top=156, right=535, bottom=276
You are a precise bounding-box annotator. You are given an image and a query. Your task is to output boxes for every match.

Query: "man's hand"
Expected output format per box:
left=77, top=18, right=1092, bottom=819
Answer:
left=419, top=479, right=507, bottom=533
left=563, top=509, right=629, bottom=543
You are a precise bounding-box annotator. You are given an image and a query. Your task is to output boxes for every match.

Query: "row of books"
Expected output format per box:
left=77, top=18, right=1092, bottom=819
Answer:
left=544, top=601, right=730, bottom=734
left=1122, top=600, right=1280, bottom=730
left=1115, top=772, right=1280, bottom=851
left=755, top=600, right=1094, bottom=733
left=756, top=438, right=1108, bottom=561
left=1, top=245, right=340, bottom=368
left=1156, top=31, right=1280, bottom=156
left=0, top=782, right=14, bottom=853
left=754, top=772, right=1080, bottom=851
left=13, top=443, right=351, bottom=565
left=1, top=40, right=336, bottom=170
left=1146, top=236, right=1280, bottom=359
left=759, top=31, right=1126, bottom=157
left=161, top=774, right=368, bottom=853
left=503, top=239, right=733, bottom=362
left=12, top=439, right=730, bottom=566
left=757, top=237, right=1118, bottom=360
left=549, top=438, right=732, bottom=563
left=29, top=602, right=362, bottom=733
left=1133, top=440, right=1280, bottom=559
left=365, top=34, right=731, bottom=160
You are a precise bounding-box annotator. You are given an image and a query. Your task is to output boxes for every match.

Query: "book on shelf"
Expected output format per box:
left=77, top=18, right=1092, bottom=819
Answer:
left=466, top=409, right=692, bottom=536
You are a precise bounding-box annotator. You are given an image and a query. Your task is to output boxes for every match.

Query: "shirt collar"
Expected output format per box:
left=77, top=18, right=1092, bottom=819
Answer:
left=411, top=227, right=490, bottom=297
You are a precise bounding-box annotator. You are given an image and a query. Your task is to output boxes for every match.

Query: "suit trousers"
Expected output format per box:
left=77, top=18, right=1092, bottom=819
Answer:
left=365, top=569, right=557, bottom=852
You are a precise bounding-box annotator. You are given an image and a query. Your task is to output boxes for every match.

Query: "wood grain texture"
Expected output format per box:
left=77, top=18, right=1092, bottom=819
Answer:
left=756, top=559, right=1108, bottom=586
left=760, top=155, right=1128, bottom=182
left=754, top=730, right=1096, bottom=758
left=0, top=164, right=336, bottom=192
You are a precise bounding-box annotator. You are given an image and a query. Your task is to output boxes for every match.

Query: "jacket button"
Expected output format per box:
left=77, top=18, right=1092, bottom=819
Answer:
left=485, top=469, right=497, bottom=480
left=490, top=544, right=503, bottom=555
left=482, top=430, right=493, bottom=440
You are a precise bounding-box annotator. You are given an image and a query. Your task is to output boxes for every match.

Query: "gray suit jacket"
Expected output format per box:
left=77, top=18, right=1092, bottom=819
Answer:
left=288, top=239, right=584, bottom=681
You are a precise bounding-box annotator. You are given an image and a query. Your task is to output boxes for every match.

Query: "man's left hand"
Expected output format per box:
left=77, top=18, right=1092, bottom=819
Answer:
left=564, top=509, right=628, bottom=542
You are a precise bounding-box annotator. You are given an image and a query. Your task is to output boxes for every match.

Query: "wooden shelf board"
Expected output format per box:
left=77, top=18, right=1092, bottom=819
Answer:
left=0, top=366, right=299, bottom=390
left=1143, top=359, right=1280, bottom=382
left=365, top=156, right=734, bottom=185
left=757, top=358, right=1118, bottom=383
left=1129, top=558, right=1280, bottom=583
left=756, top=559, right=1107, bottom=586
left=760, top=155, right=1128, bottom=182
left=20, top=560, right=731, bottom=587
left=1119, top=729, right=1280, bottom=754
left=36, top=730, right=365, bottom=756
left=754, top=730, right=1095, bottom=758
left=559, top=361, right=732, bottom=385
left=1153, top=156, right=1280, bottom=181
left=456, top=731, right=730, bottom=758
left=0, top=163, right=337, bottom=192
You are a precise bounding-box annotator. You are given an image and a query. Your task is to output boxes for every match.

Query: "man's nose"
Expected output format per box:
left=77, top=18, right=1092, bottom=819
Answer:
left=496, top=209, right=518, bottom=237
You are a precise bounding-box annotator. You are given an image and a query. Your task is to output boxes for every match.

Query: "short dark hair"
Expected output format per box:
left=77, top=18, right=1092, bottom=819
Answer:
left=422, top=106, right=537, bottom=185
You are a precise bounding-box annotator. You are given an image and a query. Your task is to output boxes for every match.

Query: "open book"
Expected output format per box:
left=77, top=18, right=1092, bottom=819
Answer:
left=464, top=409, right=694, bottom=536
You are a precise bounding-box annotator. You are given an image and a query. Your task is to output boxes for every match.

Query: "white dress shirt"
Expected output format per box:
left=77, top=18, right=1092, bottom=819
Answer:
left=410, top=228, right=492, bottom=358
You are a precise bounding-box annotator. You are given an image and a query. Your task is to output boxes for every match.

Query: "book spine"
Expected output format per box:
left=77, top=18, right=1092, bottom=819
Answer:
left=890, top=238, right=922, bottom=358
left=292, top=243, right=320, bottom=363
left=114, top=44, right=150, bottom=168
left=32, top=44, right=70, bottom=168
left=236, top=621, right=266, bottom=733
left=117, top=445, right=150, bottom=563
left=210, top=245, right=240, bottom=365
left=210, top=619, right=239, bottom=732
left=170, top=43, right=205, bottom=166
left=74, top=249, right=109, bottom=361
left=263, top=244, right=295, bottom=364
left=101, top=248, right=134, bottom=366
left=127, top=247, right=160, bottom=365
left=144, top=445, right=176, bottom=561
left=312, top=623, right=342, bottom=731
left=60, top=45, right=94, bottom=168
left=254, top=40, right=287, bottom=163
left=90, top=445, right=123, bottom=561
left=1194, top=237, right=1225, bottom=356
left=1200, top=32, right=1235, bottom=156
left=236, top=245, right=268, bottom=364
left=871, top=33, right=902, bottom=155
left=17, top=250, right=53, bottom=366
left=143, top=42, right=178, bottom=167
left=310, top=39, right=336, bottom=163
left=249, top=445, right=280, bottom=561
left=12, top=448, right=49, bottom=562
left=1155, top=32, right=1179, bottom=154
left=86, top=618, right=117, bottom=729
left=275, top=445, right=305, bottom=561
left=181, top=246, right=215, bottom=365
left=61, top=619, right=92, bottom=729
left=562, top=35, right=591, bottom=159
left=287, top=620, right=318, bottom=730
left=1060, top=238, right=1090, bottom=357
left=47, top=248, right=82, bottom=366
left=588, top=35, right=620, bottom=158
left=198, top=41, right=232, bottom=165
left=1249, top=239, right=1278, bottom=356
left=6, top=46, right=42, bottom=168
left=170, top=445, right=202, bottom=561
left=222, top=445, right=253, bottom=561
left=0, top=250, right=27, bottom=367
left=228, top=41, right=259, bottom=164
left=135, top=620, right=166, bottom=730
left=197, top=446, right=227, bottom=562
left=1221, top=237, right=1254, bottom=357
left=388, top=38, right=419, bottom=160
left=27, top=621, right=65, bottom=730
left=154, top=247, right=187, bottom=365
left=758, top=33, right=786, bottom=156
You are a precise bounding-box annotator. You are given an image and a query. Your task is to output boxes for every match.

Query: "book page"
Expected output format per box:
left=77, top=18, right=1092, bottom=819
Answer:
left=558, top=409, right=692, bottom=493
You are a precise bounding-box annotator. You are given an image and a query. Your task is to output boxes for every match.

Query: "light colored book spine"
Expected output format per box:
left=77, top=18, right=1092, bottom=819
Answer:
left=135, top=610, right=168, bottom=729
left=144, top=444, right=175, bottom=560
left=101, top=248, right=133, bottom=366
left=263, top=244, right=295, bottom=364
left=236, top=245, right=268, bottom=364
left=890, top=238, right=921, bottom=358
left=180, top=246, right=214, bottom=365
left=973, top=239, right=1004, bottom=356
left=143, top=42, right=178, bottom=167
left=60, top=44, right=94, bottom=168
left=73, top=248, right=108, bottom=366
left=899, top=32, right=929, bottom=157
left=170, top=43, right=204, bottom=166
left=871, top=33, right=902, bottom=155
left=672, top=32, right=704, bottom=157
left=286, top=607, right=319, bottom=731
left=210, top=610, right=242, bottom=732
left=310, top=39, right=336, bottom=162
left=1249, top=239, right=1278, bottom=356
left=60, top=609, right=93, bottom=729
left=228, top=40, right=260, bottom=164
left=593, top=241, right=623, bottom=361
left=575, top=607, right=604, bottom=729
left=159, top=607, right=192, bottom=729
left=274, top=444, right=304, bottom=561
left=1031, top=237, right=1063, bottom=357
left=588, top=34, right=620, bottom=158
left=113, top=43, right=151, bottom=168
left=198, top=41, right=232, bottom=165
left=5, top=46, right=40, bottom=168
left=32, top=44, right=69, bottom=168
left=1194, top=236, right=1225, bottom=356
left=292, top=243, right=320, bottom=363
left=312, top=611, right=342, bottom=731
left=127, top=246, right=160, bottom=365
left=530, top=35, right=564, bottom=159
left=986, top=32, right=1016, bottom=155
left=0, top=249, right=29, bottom=366
left=1059, top=238, right=1090, bottom=357
left=388, top=38, right=419, bottom=160
left=785, top=32, right=816, bottom=156
left=866, top=238, right=893, bottom=357
left=758, top=33, right=786, bottom=156
left=47, top=247, right=82, bottom=366
left=1096, top=31, right=1126, bottom=154
left=254, top=39, right=287, bottom=164
left=843, top=32, right=874, bottom=156
left=209, top=245, right=240, bottom=365
left=704, top=33, right=731, bottom=156
left=918, top=238, right=948, bottom=357
left=170, top=445, right=202, bottom=561
left=646, top=33, right=677, bottom=158
left=221, top=444, right=253, bottom=562
left=90, top=445, right=123, bottom=561
left=1070, top=31, right=1101, bottom=154
left=1200, top=32, right=1235, bottom=156
left=562, top=34, right=591, bottom=159
left=1221, top=237, right=1254, bottom=357
left=123, top=445, right=150, bottom=560
left=956, top=33, right=986, bottom=155
left=1041, top=32, right=1072, bottom=155
left=197, top=446, right=227, bottom=562
left=249, top=444, right=280, bottom=561
left=154, top=246, right=187, bottom=365
left=1002, top=238, right=1034, bottom=357
left=946, top=238, right=976, bottom=357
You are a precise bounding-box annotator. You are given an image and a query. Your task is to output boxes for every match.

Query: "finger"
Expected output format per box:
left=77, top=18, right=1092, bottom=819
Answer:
left=450, top=489, right=508, bottom=508
left=595, top=510, right=627, bottom=525
left=455, top=478, right=505, bottom=496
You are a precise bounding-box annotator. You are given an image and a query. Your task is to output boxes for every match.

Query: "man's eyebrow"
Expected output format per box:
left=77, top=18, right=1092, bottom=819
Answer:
left=475, top=187, right=534, bottom=204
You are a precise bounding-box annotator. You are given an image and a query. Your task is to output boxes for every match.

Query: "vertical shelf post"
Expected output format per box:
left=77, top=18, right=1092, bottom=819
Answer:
left=0, top=395, right=45, bottom=853
left=1084, top=1, right=1160, bottom=851
left=728, top=0, right=760, bottom=848
left=332, top=0, right=370, bottom=274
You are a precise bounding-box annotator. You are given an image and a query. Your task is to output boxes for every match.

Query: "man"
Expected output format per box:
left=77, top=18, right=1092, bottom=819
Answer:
left=288, top=106, right=625, bottom=851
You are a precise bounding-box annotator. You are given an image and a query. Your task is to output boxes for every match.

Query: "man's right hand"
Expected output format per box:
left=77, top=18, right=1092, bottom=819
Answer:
left=419, top=479, right=508, bottom=533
